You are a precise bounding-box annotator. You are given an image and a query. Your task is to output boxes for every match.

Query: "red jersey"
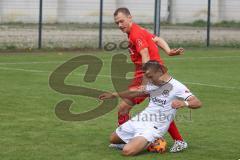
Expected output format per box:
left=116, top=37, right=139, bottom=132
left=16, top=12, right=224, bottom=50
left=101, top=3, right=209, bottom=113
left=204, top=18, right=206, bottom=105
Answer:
left=128, top=23, right=164, bottom=77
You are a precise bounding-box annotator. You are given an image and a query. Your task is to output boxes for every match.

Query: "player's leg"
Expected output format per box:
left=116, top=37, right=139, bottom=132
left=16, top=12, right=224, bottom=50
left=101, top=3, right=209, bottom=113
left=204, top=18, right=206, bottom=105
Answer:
left=168, top=121, right=188, bottom=152
left=122, top=136, right=149, bottom=156
left=122, top=122, right=165, bottom=156
left=109, top=118, right=137, bottom=150
left=110, top=132, right=125, bottom=144
left=109, top=132, right=126, bottom=150
left=168, top=120, right=183, bottom=141
left=118, top=93, right=148, bottom=125
left=117, top=98, right=134, bottom=125
left=117, top=78, right=145, bottom=126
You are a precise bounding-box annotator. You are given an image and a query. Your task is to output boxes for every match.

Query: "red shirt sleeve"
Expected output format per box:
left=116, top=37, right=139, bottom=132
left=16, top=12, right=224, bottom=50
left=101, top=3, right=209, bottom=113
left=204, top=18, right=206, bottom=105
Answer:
left=131, top=31, right=149, bottom=53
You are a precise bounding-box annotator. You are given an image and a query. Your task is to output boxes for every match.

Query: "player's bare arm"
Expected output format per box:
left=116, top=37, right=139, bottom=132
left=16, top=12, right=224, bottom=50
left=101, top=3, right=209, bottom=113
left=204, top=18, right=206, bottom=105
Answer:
left=139, top=48, right=150, bottom=64
left=152, top=36, right=184, bottom=56
left=171, top=96, right=202, bottom=109
left=139, top=48, right=151, bottom=87
left=99, top=89, right=147, bottom=100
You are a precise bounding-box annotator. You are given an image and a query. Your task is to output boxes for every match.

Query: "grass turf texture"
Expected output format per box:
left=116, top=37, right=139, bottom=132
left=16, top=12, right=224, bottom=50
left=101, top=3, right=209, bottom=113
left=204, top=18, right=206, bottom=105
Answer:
left=0, top=48, right=239, bottom=160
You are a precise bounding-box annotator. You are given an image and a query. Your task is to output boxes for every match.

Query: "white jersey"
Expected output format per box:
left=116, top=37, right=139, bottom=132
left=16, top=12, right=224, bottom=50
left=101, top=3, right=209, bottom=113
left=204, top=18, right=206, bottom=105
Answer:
left=116, top=77, right=194, bottom=142
left=143, top=77, right=193, bottom=113
left=130, top=77, right=193, bottom=128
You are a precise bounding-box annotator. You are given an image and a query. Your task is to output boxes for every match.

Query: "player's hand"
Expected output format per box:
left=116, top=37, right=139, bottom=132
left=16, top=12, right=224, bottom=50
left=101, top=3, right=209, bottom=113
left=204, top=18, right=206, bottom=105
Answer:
left=99, top=92, right=116, bottom=100
left=171, top=99, right=185, bottom=109
left=168, top=48, right=184, bottom=56
left=152, top=36, right=159, bottom=43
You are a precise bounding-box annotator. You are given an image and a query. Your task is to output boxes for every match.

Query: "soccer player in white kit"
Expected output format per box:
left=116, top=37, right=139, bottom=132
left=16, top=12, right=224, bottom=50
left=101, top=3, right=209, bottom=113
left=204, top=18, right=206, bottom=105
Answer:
left=99, top=60, right=202, bottom=156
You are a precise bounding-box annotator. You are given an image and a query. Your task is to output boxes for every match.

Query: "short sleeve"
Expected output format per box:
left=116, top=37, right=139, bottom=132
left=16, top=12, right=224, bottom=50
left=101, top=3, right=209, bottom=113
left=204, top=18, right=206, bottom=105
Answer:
left=132, top=32, right=148, bottom=53
left=175, top=85, right=193, bottom=100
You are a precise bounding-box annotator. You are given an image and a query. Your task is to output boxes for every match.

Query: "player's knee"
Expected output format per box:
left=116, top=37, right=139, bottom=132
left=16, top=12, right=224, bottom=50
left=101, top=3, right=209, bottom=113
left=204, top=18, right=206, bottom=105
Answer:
left=109, top=132, right=118, bottom=144
left=109, top=133, right=115, bottom=143
left=122, top=146, right=137, bottom=156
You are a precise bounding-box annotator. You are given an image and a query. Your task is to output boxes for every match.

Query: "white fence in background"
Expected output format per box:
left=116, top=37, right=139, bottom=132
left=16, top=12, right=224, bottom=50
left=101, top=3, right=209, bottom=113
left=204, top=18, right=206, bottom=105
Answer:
left=0, top=0, right=239, bottom=24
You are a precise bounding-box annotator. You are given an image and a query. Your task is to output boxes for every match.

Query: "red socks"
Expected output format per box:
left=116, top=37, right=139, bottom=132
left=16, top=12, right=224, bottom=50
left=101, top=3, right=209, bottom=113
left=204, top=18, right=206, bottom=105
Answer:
left=168, top=120, right=183, bottom=141
left=118, top=112, right=130, bottom=126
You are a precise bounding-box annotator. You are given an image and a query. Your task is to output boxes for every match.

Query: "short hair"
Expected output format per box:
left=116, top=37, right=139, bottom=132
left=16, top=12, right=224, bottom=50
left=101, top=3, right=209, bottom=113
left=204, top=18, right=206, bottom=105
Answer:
left=142, top=60, right=168, bottom=74
left=114, top=7, right=131, bottom=17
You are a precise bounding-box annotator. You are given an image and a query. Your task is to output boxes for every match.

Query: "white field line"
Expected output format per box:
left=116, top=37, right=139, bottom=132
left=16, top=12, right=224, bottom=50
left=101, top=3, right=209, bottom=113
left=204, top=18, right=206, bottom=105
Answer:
left=0, top=61, right=65, bottom=65
left=0, top=66, right=48, bottom=73
left=182, top=81, right=239, bottom=90
left=164, top=55, right=240, bottom=60
left=0, top=55, right=240, bottom=65
left=0, top=66, right=239, bottom=90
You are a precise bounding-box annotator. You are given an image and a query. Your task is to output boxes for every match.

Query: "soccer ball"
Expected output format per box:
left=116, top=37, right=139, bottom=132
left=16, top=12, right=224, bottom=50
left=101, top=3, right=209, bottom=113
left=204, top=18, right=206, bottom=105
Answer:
left=147, top=138, right=167, bottom=153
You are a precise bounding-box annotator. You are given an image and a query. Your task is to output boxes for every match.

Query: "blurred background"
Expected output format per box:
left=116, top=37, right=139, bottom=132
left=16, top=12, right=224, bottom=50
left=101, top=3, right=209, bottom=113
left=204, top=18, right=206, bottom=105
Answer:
left=0, top=0, right=239, bottom=50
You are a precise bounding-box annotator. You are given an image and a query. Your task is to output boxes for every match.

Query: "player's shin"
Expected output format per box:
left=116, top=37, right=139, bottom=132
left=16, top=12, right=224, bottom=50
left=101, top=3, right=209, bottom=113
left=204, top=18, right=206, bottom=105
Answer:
left=168, top=121, right=183, bottom=141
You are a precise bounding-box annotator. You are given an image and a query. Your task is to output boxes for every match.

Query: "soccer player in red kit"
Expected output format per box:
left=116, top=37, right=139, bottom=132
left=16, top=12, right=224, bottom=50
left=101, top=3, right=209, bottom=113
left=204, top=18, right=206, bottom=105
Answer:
left=112, top=7, right=187, bottom=152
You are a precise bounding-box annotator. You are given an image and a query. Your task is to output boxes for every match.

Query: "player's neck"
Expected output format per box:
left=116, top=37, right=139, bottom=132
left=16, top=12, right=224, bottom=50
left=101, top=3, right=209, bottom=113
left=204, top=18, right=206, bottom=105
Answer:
left=127, top=22, right=133, bottom=34
left=158, top=73, right=172, bottom=84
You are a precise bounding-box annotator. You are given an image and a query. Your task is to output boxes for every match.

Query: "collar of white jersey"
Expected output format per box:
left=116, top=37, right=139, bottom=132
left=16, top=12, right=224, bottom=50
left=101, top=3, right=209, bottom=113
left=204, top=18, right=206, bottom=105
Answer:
left=158, top=77, right=173, bottom=87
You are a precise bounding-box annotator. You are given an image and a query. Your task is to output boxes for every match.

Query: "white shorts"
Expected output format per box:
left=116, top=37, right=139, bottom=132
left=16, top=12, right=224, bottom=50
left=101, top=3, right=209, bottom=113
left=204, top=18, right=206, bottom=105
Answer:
left=116, top=109, right=176, bottom=143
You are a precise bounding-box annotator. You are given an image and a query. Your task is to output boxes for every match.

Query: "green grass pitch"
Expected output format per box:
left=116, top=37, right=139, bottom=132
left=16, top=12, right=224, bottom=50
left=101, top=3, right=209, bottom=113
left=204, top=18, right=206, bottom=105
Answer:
left=0, top=48, right=239, bottom=160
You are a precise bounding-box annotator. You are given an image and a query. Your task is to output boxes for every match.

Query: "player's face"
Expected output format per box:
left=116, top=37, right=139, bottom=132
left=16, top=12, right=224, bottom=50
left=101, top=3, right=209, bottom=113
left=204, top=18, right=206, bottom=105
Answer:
left=114, top=12, right=132, bottom=33
left=144, top=69, right=163, bottom=85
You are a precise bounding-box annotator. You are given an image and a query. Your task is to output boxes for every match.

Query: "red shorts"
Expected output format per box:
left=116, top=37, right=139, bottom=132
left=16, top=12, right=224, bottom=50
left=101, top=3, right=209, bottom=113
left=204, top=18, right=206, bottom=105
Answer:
left=127, top=75, right=149, bottom=105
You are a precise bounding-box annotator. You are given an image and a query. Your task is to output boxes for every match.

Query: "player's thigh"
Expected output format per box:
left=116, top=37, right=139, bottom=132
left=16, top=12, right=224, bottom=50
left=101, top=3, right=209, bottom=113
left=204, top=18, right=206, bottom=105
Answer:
left=110, top=132, right=125, bottom=144
left=115, top=120, right=135, bottom=143
left=117, top=98, right=134, bottom=114
left=122, top=136, right=148, bottom=156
